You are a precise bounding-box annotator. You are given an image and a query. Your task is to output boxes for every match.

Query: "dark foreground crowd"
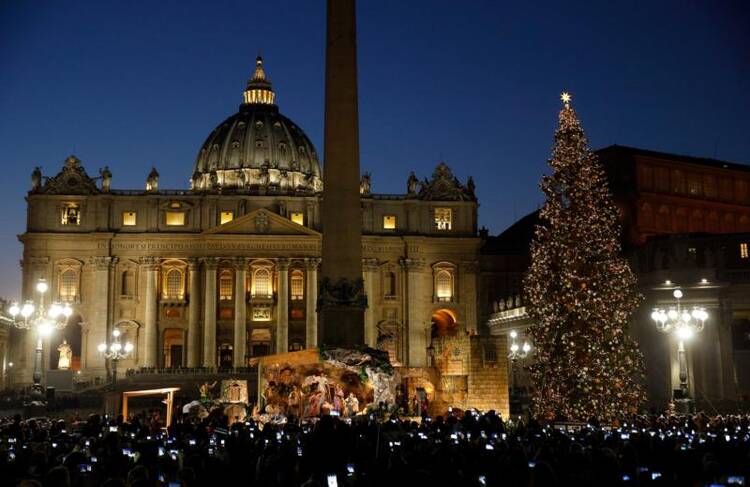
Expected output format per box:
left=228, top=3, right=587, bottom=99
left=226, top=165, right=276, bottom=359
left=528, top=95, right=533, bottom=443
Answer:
left=0, top=409, right=749, bottom=487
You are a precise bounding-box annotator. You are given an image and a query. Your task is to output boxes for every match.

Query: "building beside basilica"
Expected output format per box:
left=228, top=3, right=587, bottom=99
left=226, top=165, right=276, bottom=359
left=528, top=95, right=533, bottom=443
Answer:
left=484, top=146, right=750, bottom=412
left=7, top=58, right=508, bottom=414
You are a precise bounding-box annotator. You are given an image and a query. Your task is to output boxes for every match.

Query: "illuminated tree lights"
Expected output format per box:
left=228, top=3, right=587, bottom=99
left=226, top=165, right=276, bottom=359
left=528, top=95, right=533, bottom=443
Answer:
left=523, top=94, right=646, bottom=422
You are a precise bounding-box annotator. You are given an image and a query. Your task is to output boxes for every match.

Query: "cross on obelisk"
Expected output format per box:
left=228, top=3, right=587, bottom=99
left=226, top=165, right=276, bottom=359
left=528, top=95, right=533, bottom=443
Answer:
left=318, top=0, right=366, bottom=348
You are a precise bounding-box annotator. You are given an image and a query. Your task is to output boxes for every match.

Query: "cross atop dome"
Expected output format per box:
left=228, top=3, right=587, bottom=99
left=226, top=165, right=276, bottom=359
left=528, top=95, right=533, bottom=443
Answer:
left=243, top=56, right=276, bottom=105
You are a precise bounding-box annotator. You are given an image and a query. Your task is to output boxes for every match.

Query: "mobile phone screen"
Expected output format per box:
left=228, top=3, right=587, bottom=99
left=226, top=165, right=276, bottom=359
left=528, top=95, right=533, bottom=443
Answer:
left=326, top=474, right=338, bottom=487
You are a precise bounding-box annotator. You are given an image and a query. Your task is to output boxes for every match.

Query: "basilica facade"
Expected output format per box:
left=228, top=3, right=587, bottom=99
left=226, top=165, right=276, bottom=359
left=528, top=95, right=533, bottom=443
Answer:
left=9, top=58, right=492, bottom=403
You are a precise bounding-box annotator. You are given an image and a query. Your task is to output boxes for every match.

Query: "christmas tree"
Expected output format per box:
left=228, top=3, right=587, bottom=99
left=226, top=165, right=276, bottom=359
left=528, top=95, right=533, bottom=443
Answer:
left=523, top=93, right=645, bottom=422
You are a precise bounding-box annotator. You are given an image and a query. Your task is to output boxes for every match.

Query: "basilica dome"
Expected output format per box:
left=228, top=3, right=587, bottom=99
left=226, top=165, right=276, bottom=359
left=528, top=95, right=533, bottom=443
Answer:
left=191, top=57, right=322, bottom=193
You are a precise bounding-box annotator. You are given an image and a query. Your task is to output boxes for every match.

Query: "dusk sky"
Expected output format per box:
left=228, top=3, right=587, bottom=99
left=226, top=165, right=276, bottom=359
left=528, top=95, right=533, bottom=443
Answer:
left=1, top=0, right=748, bottom=299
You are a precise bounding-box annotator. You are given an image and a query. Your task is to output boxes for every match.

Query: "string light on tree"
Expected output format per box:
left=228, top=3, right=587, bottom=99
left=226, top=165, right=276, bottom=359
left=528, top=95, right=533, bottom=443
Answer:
left=523, top=92, right=646, bottom=422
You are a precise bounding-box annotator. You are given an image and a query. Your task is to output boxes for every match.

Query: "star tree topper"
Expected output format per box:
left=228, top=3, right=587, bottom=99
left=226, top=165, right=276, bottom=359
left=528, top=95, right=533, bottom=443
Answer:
left=560, top=91, right=572, bottom=108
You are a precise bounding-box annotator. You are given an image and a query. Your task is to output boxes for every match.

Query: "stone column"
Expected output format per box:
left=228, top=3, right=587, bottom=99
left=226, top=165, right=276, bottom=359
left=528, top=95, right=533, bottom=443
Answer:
left=83, top=257, right=113, bottom=375
left=140, top=257, right=158, bottom=368
left=233, top=258, right=249, bottom=367
left=186, top=258, right=201, bottom=367
left=461, top=261, right=479, bottom=334
left=718, top=298, right=739, bottom=400
left=402, top=258, right=426, bottom=367
left=202, top=258, right=219, bottom=367
left=362, top=258, right=379, bottom=347
left=276, top=258, right=290, bottom=354
left=305, top=258, right=320, bottom=348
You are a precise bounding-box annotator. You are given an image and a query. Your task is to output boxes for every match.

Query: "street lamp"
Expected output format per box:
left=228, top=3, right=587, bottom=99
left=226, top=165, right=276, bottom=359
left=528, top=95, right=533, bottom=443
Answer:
left=98, top=328, right=133, bottom=385
left=508, top=330, right=532, bottom=362
left=651, top=289, right=708, bottom=409
left=7, top=279, right=73, bottom=401
left=508, top=330, right=532, bottom=398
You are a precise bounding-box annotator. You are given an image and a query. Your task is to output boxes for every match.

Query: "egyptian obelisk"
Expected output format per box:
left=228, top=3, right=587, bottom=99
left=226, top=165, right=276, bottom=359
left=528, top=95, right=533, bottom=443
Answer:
left=318, top=0, right=365, bottom=348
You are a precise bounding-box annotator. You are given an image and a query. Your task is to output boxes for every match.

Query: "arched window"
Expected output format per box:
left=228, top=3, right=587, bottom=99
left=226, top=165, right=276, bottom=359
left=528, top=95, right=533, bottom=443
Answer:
left=165, top=269, right=183, bottom=299
left=121, top=269, right=135, bottom=296
left=290, top=270, right=304, bottom=300
left=435, top=270, right=453, bottom=302
left=253, top=268, right=271, bottom=297
left=219, top=269, right=233, bottom=300
left=60, top=269, right=78, bottom=301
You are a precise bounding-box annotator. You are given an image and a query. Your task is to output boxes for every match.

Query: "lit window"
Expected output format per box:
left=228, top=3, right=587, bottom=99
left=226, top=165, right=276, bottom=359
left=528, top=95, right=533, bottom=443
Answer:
left=123, top=212, right=137, bottom=226
left=741, top=243, right=749, bottom=259
left=291, top=270, right=304, bottom=300
left=219, top=270, right=233, bottom=300
left=166, top=212, right=186, bottom=226
left=165, top=269, right=184, bottom=299
left=704, top=176, right=717, bottom=198
left=59, top=269, right=78, bottom=301
left=121, top=269, right=135, bottom=296
left=253, top=268, right=271, bottom=297
left=290, top=212, right=304, bottom=226
left=434, top=208, right=452, bottom=230
left=435, top=270, right=453, bottom=301
left=688, top=175, right=701, bottom=196
left=61, top=205, right=80, bottom=225
left=220, top=211, right=234, bottom=225
left=383, top=215, right=397, bottom=230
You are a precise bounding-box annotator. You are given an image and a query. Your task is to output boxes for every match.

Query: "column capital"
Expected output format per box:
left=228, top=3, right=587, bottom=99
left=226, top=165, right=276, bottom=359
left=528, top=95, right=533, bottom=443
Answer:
left=88, top=256, right=117, bottom=271
left=233, top=257, right=251, bottom=270
left=200, top=257, right=220, bottom=270
left=22, top=257, right=50, bottom=269
left=187, top=257, right=201, bottom=270
left=304, top=257, right=321, bottom=271
left=399, top=257, right=425, bottom=272
left=277, top=257, right=291, bottom=271
left=138, top=256, right=159, bottom=270
left=362, top=258, right=379, bottom=271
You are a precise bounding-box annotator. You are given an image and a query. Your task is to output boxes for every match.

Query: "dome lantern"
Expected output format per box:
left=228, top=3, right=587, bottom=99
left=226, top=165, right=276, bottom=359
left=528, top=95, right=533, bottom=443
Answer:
left=243, top=56, right=276, bottom=106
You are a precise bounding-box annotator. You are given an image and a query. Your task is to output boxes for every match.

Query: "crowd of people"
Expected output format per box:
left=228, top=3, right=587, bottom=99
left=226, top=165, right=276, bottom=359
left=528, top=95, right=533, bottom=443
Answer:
left=0, top=407, right=748, bottom=486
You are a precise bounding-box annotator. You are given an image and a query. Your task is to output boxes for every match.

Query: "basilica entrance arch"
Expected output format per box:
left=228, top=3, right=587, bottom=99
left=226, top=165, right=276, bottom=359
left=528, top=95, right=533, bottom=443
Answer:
left=431, top=308, right=458, bottom=338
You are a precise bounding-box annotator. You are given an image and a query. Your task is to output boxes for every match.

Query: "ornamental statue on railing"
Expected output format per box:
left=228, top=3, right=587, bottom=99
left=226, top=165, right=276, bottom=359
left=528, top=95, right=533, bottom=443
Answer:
left=32, top=156, right=101, bottom=195
left=317, top=277, right=367, bottom=309
left=417, top=162, right=476, bottom=201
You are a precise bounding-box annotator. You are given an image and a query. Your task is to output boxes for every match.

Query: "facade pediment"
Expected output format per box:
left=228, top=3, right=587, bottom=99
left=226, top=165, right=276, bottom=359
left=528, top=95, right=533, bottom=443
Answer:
left=203, top=208, right=320, bottom=236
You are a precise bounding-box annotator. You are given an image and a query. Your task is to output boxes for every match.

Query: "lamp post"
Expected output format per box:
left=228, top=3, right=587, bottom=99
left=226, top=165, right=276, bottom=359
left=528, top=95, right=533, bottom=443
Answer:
left=7, top=279, right=72, bottom=401
left=508, top=330, right=532, bottom=397
left=650, top=289, right=708, bottom=411
left=98, top=328, right=133, bottom=385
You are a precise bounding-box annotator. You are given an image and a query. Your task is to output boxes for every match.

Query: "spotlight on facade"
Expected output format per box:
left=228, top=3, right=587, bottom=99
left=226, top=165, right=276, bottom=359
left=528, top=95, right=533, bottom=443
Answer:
left=38, top=320, right=53, bottom=338
left=35, top=280, right=48, bottom=294
left=676, top=327, right=694, bottom=341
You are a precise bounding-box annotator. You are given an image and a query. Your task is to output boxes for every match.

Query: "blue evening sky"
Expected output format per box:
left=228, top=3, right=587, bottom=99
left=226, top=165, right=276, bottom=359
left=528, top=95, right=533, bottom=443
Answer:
left=0, top=0, right=748, bottom=298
